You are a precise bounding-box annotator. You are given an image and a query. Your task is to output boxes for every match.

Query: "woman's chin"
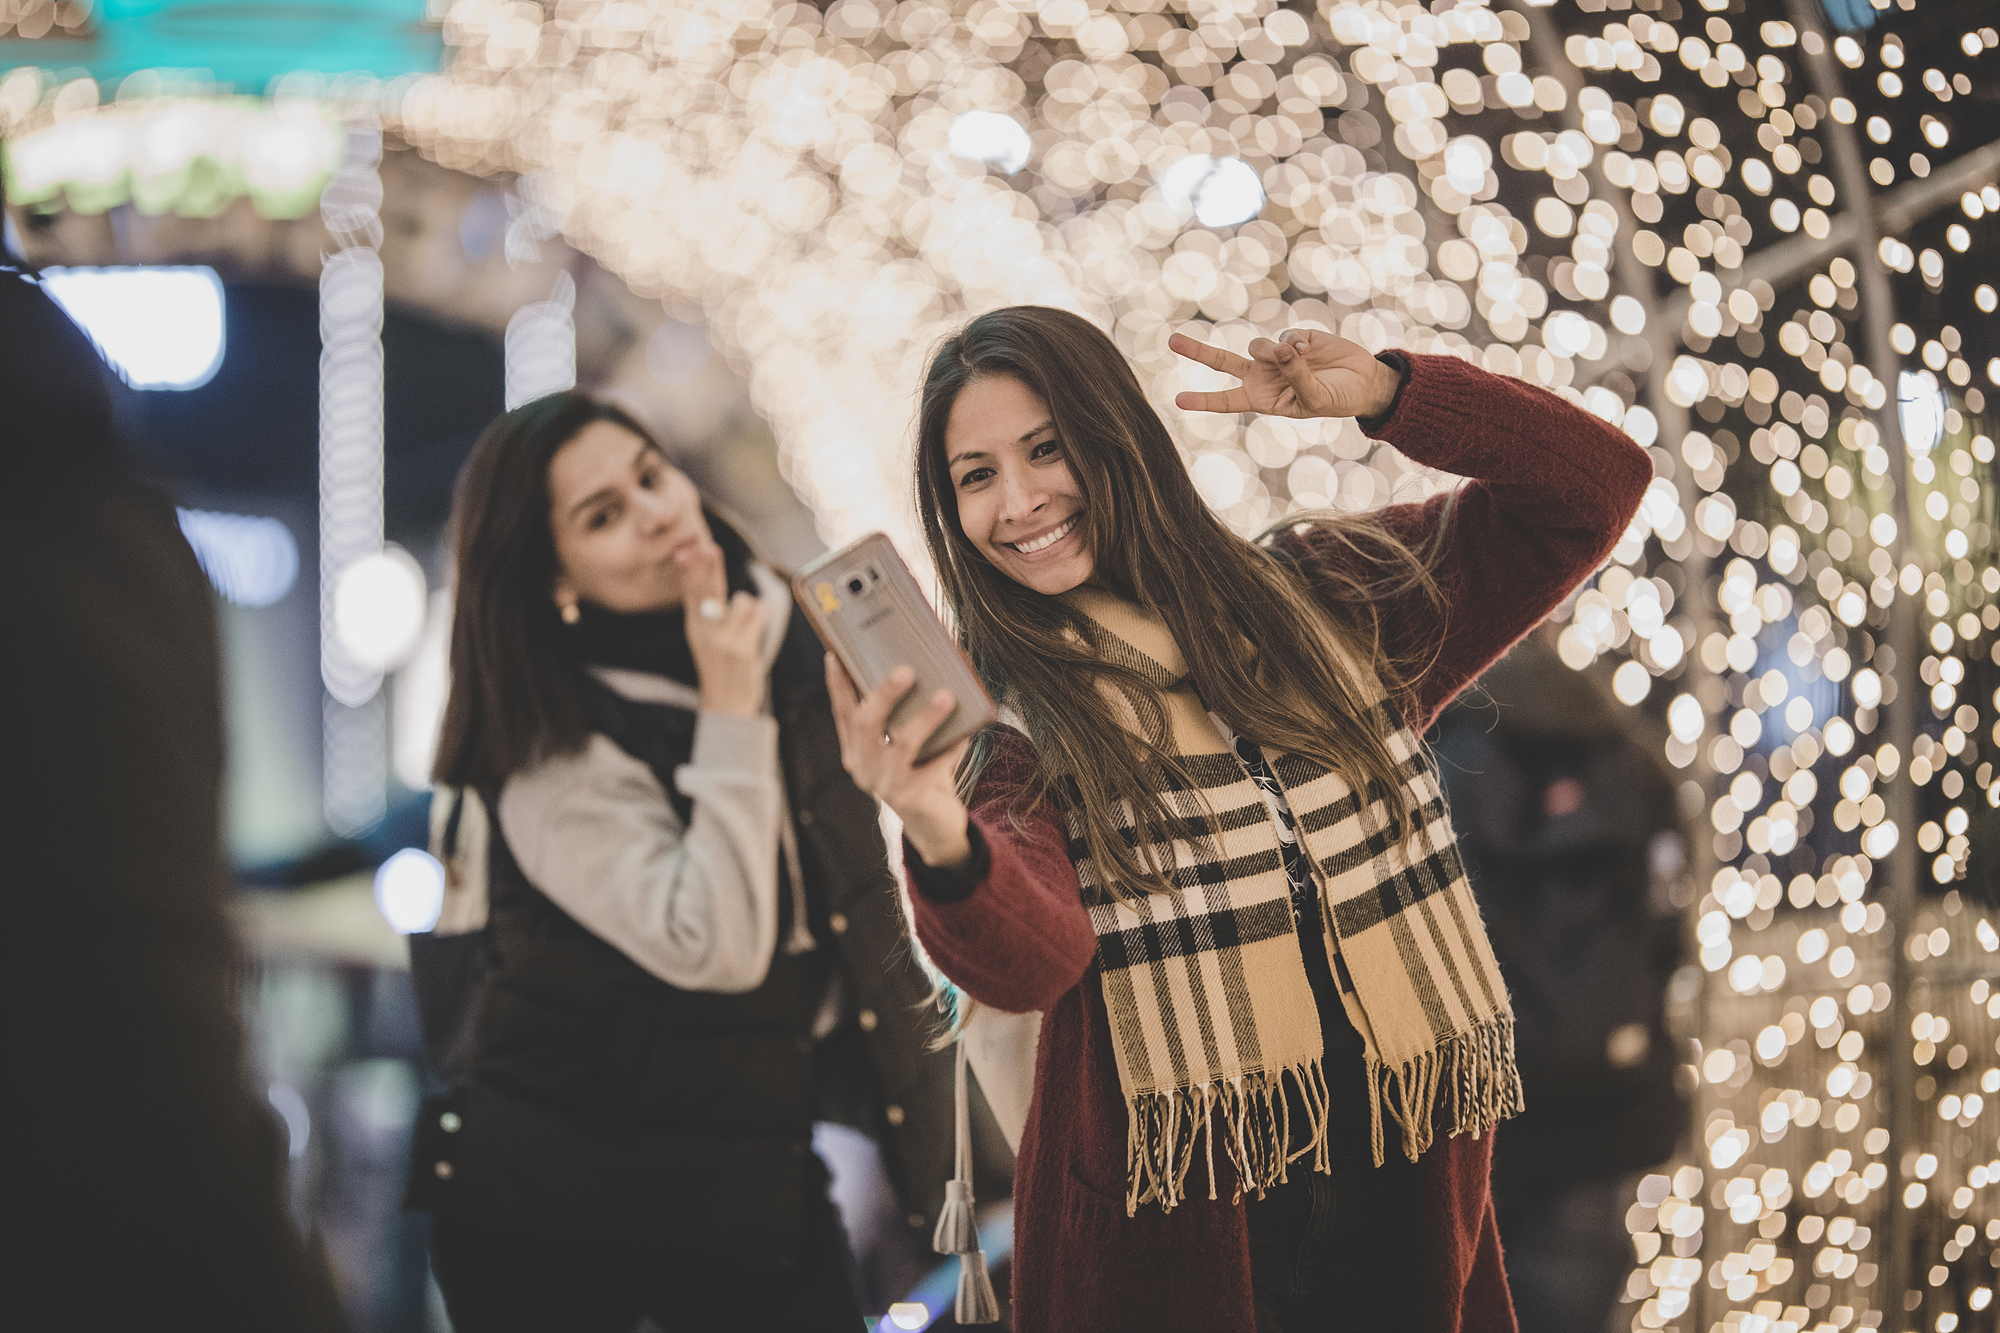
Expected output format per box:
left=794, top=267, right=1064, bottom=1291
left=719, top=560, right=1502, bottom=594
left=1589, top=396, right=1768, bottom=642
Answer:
left=1008, top=555, right=1093, bottom=597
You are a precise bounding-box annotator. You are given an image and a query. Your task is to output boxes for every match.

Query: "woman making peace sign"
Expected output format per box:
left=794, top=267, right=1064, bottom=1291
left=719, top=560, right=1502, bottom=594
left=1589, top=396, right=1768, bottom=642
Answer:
left=831, top=307, right=1650, bottom=1333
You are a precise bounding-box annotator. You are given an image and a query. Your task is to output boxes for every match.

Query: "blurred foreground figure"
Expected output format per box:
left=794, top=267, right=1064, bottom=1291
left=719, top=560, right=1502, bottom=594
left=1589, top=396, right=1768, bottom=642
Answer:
left=0, top=263, right=346, bottom=1330
left=1431, top=632, right=1690, bottom=1333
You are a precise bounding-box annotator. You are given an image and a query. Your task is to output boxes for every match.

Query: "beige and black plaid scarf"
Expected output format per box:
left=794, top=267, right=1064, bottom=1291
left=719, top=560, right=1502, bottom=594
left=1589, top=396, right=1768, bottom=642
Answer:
left=1059, top=589, right=1522, bottom=1215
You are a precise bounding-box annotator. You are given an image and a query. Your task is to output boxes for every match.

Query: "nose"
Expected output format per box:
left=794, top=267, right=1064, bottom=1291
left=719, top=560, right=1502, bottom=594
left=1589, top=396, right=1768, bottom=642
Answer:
left=633, top=483, right=679, bottom=535
left=997, top=470, right=1047, bottom=527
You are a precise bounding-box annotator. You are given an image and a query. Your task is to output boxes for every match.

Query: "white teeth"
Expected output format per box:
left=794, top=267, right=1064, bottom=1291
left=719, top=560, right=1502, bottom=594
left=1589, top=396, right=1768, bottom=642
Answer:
left=1012, top=516, right=1077, bottom=554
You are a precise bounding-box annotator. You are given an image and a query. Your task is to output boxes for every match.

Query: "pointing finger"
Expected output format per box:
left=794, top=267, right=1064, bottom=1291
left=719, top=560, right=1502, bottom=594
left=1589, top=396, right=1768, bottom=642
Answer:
left=679, top=541, right=726, bottom=608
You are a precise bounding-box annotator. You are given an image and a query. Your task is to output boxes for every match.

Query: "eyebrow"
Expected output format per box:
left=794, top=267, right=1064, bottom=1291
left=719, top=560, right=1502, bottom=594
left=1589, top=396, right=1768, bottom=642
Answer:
left=948, top=419, right=1055, bottom=469
left=564, top=440, right=658, bottom=522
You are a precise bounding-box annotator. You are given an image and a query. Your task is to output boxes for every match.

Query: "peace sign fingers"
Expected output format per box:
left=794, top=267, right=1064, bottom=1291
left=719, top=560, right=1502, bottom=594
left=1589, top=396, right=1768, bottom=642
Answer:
left=1169, top=330, right=1272, bottom=415
left=1167, top=330, right=1254, bottom=378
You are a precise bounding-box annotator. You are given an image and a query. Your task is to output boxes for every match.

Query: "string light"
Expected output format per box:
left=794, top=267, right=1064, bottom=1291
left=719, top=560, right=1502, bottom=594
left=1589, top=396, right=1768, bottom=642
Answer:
left=382, top=5, right=1996, bottom=1329
left=320, top=113, right=389, bottom=837
left=2, top=1, right=1993, bottom=1325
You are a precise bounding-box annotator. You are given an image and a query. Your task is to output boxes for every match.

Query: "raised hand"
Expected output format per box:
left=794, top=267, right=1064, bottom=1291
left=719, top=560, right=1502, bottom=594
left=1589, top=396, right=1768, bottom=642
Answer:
left=679, top=539, right=769, bottom=717
left=824, top=655, right=973, bottom=870
left=1169, top=327, right=1401, bottom=421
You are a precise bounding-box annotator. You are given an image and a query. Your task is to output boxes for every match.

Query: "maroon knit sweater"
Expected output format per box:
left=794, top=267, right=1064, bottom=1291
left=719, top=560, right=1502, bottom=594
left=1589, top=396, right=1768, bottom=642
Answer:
left=906, top=352, right=1653, bottom=1333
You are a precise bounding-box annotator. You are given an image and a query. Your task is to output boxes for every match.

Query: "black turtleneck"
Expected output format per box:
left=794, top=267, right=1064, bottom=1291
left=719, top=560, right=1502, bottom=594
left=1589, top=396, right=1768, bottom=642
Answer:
left=559, top=541, right=758, bottom=686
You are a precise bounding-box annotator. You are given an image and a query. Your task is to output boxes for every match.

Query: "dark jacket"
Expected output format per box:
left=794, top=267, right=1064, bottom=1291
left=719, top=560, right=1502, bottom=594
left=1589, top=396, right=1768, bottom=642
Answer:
left=2, top=268, right=347, bottom=1331
left=408, top=572, right=952, bottom=1253
left=1430, top=634, right=1689, bottom=1195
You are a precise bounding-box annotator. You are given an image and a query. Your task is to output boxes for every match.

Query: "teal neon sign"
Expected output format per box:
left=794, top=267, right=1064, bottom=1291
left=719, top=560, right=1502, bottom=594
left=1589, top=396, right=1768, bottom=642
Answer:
left=1, top=0, right=443, bottom=93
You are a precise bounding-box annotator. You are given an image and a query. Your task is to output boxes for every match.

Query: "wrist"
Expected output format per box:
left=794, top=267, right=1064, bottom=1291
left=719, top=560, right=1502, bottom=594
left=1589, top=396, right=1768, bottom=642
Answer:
left=1354, top=351, right=1410, bottom=425
left=1360, top=357, right=1401, bottom=419
left=701, top=692, right=761, bottom=718
left=902, top=802, right=972, bottom=870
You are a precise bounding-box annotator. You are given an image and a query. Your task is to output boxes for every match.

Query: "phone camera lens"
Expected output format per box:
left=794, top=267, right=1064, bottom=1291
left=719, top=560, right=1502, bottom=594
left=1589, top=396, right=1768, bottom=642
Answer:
left=847, top=577, right=865, bottom=595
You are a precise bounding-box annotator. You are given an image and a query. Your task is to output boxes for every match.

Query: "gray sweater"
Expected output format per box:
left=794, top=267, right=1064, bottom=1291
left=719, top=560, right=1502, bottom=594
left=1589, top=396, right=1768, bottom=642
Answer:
left=494, top=564, right=808, bottom=993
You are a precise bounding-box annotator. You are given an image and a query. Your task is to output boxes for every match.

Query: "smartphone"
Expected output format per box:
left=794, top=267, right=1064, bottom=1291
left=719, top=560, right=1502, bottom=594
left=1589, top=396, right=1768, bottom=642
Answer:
left=793, top=532, right=996, bottom=764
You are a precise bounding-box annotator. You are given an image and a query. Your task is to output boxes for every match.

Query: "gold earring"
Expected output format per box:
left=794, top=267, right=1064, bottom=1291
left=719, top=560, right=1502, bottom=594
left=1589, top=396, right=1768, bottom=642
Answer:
left=559, top=601, right=581, bottom=625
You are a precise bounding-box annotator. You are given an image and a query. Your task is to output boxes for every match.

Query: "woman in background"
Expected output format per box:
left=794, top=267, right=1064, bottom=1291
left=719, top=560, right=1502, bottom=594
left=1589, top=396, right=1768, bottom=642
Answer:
left=831, top=307, right=1650, bottom=1332
left=411, top=392, right=949, bottom=1332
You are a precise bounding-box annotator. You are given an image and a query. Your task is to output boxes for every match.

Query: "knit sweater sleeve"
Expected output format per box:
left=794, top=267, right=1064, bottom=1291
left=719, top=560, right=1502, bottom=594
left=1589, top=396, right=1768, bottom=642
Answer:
left=902, top=726, right=1097, bottom=1015
left=1280, top=352, right=1653, bottom=729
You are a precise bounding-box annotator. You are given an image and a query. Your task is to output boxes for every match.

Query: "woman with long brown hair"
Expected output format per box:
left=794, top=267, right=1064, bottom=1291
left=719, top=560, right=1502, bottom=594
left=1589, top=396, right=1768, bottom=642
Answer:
left=405, top=392, right=951, bottom=1331
left=829, top=307, right=1651, bottom=1332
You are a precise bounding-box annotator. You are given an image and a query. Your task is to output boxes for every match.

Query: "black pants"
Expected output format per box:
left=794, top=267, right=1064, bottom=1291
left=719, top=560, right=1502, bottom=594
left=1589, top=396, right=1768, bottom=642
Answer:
left=1244, top=1153, right=1417, bottom=1332
left=429, top=1179, right=866, bottom=1333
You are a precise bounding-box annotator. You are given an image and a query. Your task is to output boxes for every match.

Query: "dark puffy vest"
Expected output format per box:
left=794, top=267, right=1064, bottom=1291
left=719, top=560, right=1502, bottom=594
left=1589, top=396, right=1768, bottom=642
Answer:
left=422, top=610, right=953, bottom=1250
left=473, top=693, right=829, bottom=1149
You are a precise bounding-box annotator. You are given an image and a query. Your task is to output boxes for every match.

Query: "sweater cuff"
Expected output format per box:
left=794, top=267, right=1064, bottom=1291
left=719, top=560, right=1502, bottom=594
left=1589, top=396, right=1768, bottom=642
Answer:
left=904, top=819, right=991, bottom=905
left=1355, top=350, right=1413, bottom=435
left=683, top=710, right=780, bottom=780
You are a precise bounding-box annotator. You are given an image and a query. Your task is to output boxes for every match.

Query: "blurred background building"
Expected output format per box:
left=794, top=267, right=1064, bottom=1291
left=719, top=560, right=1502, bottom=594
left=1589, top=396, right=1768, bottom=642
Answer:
left=3, top=0, right=1996, bottom=1329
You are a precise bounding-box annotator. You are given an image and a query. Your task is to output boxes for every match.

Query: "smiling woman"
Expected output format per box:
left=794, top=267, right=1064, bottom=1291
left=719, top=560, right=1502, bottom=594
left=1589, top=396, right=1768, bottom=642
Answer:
left=834, top=304, right=1654, bottom=1333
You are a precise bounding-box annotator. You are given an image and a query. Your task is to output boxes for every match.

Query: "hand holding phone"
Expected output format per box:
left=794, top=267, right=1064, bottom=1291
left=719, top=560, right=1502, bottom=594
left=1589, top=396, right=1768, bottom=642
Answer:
left=795, top=533, right=995, bottom=867
left=823, top=658, right=973, bottom=869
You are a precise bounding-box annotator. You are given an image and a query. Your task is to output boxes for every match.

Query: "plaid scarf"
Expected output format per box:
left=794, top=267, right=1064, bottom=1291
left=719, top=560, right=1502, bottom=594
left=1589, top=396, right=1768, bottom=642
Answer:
left=1060, top=590, right=1522, bottom=1214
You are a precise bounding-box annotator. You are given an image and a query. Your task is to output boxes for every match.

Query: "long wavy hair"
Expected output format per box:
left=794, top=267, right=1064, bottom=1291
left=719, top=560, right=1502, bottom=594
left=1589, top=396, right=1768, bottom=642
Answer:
left=914, top=306, right=1452, bottom=901
left=431, top=391, right=756, bottom=790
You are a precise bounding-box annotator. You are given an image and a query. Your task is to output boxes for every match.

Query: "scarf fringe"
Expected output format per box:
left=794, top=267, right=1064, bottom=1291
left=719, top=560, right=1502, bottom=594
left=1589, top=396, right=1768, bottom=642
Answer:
left=1367, top=1017, right=1526, bottom=1167
left=1124, top=1059, right=1331, bottom=1216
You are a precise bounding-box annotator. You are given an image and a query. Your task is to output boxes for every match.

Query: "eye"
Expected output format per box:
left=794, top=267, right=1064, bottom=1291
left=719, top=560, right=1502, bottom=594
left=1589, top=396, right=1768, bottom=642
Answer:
left=586, top=504, right=617, bottom=531
left=956, top=466, right=995, bottom=489
left=637, top=464, right=663, bottom=489
left=1030, top=437, right=1063, bottom=461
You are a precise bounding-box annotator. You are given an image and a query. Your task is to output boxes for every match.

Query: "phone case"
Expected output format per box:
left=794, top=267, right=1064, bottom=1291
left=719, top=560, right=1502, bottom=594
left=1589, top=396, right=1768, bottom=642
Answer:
left=792, top=533, right=996, bottom=764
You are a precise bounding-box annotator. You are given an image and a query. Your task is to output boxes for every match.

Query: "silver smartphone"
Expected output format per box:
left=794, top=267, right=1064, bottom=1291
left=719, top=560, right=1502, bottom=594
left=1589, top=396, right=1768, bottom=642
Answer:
left=793, top=532, right=996, bottom=763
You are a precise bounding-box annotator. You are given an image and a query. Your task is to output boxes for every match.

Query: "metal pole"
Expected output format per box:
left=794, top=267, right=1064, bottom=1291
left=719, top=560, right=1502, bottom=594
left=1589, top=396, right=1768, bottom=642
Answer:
left=1780, top=1, right=1920, bottom=1317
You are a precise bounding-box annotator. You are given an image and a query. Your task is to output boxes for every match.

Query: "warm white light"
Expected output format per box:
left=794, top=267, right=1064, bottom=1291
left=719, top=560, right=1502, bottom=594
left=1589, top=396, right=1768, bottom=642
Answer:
left=1543, top=310, right=1593, bottom=357
left=1613, top=659, right=1652, bottom=705
left=1610, top=296, right=1646, bottom=335
left=948, top=111, right=1031, bottom=175
left=1669, top=694, right=1704, bottom=743
left=375, top=848, right=446, bottom=934
left=1899, top=369, right=1948, bottom=454
left=1159, top=155, right=1265, bottom=228
left=505, top=272, right=577, bottom=411
left=41, top=266, right=225, bottom=390
left=886, top=1304, right=931, bottom=1331
left=333, top=546, right=429, bottom=672
left=1442, top=137, right=1490, bottom=193
left=177, top=508, right=299, bottom=608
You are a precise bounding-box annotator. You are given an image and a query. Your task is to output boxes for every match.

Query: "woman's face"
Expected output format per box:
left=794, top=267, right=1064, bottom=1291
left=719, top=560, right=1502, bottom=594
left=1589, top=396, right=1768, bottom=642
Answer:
left=547, top=421, right=712, bottom=614
left=945, top=374, right=1094, bottom=597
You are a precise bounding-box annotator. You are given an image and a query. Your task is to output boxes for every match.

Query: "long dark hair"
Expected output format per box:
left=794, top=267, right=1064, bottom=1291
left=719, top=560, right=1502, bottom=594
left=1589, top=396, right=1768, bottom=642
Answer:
left=431, top=391, right=752, bottom=789
left=914, top=306, right=1448, bottom=901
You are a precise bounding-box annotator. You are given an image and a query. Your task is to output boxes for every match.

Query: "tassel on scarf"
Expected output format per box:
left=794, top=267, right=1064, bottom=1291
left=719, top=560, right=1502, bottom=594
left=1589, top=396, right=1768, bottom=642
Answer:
left=956, top=1250, right=1000, bottom=1324
left=1122, top=1059, right=1329, bottom=1214
left=934, top=1038, right=998, bottom=1322
left=932, top=1179, right=978, bottom=1256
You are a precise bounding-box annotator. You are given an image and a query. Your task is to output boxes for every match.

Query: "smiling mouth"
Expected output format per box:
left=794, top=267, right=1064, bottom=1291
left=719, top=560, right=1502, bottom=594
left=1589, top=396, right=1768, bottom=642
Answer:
left=1008, top=514, right=1080, bottom=555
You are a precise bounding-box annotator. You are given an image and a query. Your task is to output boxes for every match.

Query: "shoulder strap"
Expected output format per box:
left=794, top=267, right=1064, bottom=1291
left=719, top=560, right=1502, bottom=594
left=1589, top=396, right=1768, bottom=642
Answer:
left=428, top=785, right=491, bottom=936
